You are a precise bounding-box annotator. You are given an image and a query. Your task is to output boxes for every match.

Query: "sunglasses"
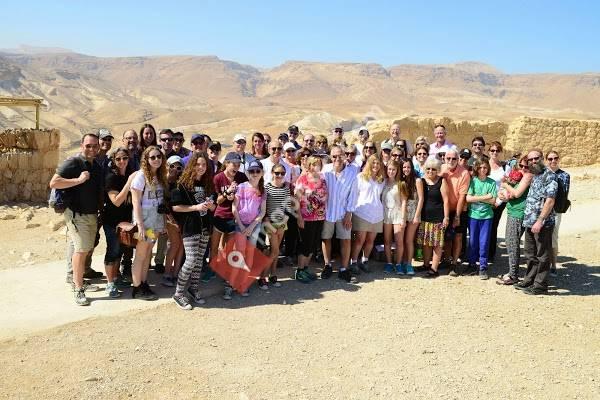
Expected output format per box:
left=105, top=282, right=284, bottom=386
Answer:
left=489, top=149, right=500, bottom=153
left=445, top=157, right=458, bottom=161
left=547, top=157, right=559, bottom=161
left=519, top=164, right=529, bottom=168
left=173, top=138, right=184, bottom=143
left=426, top=168, right=437, bottom=171
left=235, top=140, right=247, bottom=145
left=149, top=154, right=163, bottom=161
left=528, top=156, right=540, bottom=162
left=248, top=169, right=262, bottom=175
left=364, top=145, right=375, bottom=150
left=472, top=143, right=484, bottom=147
left=391, top=154, right=401, bottom=158
left=273, top=171, right=285, bottom=177
left=271, top=147, right=283, bottom=152
left=334, top=129, right=343, bottom=133
left=345, top=152, right=356, bottom=156
left=84, top=144, right=99, bottom=149
left=169, top=165, right=182, bottom=171
left=160, top=137, right=173, bottom=142
left=417, top=152, right=428, bottom=156
left=115, top=156, right=129, bottom=162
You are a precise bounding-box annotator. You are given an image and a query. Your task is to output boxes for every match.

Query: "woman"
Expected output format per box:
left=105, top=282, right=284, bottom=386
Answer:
left=232, top=160, right=267, bottom=289
left=297, top=147, right=312, bottom=173
left=396, top=139, right=412, bottom=157
left=263, top=133, right=272, bottom=146
left=315, top=135, right=329, bottom=152
left=546, top=150, right=570, bottom=274
left=283, top=145, right=302, bottom=184
left=103, top=147, right=136, bottom=297
left=390, top=147, right=405, bottom=163
left=212, top=152, right=248, bottom=300
left=295, top=156, right=327, bottom=282
left=130, top=146, right=168, bottom=300
left=413, top=145, right=429, bottom=178
left=496, top=156, right=532, bottom=285
left=350, top=155, right=385, bottom=274
left=139, top=123, right=157, bottom=153
left=487, top=141, right=508, bottom=261
left=414, top=136, right=429, bottom=151
left=466, top=159, right=497, bottom=280
left=160, top=156, right=185, bottom=287
left=251, top=132, right=269, bottom=160
left=400, top=158, right=424, bottom=275
left=263, top=164, right=293, bottom=287
left=170, top=152, right=216, bottom=310
left=360, top=141, right=377, bottom=171
left=382, top=160, right=407, bottom=274
left=417, top=158, right=449, bottom=278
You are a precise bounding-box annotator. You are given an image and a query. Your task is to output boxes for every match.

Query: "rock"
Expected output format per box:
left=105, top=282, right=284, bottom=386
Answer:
left=0, top=213, right=16, bottom=220
left=48, top=219, right=65, bottom=231
left=22, top=252, right=32, bottom=260
left=20, top=210, right=34, bottom=221
left=25, top=223, right=41, bottom=229
left=84, top=376, right=99, bottom=382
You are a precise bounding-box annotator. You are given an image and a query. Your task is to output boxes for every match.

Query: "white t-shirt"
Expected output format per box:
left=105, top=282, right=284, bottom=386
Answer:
left=261, top=158, right=291, bottom=185
left=429, top=140, right=457, bottom=159
left=352, top=176, right=385, bottom=223
left=131, top=171, right=164, bottom=209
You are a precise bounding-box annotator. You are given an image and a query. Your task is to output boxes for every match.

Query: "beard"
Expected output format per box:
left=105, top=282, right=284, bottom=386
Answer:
left=529, top=160, right=545, bottom=175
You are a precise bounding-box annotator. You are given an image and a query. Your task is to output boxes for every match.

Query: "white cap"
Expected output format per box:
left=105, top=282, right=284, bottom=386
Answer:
left=283, top=142, right=297, bottom=152
left=167, top=155, right=183, bottom=165
left=233, top=133, right=246, bottom=142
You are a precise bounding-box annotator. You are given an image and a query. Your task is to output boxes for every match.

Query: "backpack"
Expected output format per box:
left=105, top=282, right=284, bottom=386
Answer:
left=554, top=177, right=571, bottom=213
left=48, top=187, right=73, bottom=214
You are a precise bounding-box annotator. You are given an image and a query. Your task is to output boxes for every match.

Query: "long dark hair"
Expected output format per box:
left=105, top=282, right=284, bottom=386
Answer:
left=178, top=151, right=214, bottom=195
left=139, top=123, right=157, bottom=151
left=251, top=132, right=269, bottom=158
left=399, top=157, right=416, bottom=200
left=109, top=147, right=134, bottom=176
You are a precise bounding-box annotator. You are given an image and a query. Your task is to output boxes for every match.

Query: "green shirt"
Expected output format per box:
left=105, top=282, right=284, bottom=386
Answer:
left=467, top=176, right=497, bottom=220
left=506, top=184, right=528, bottom=219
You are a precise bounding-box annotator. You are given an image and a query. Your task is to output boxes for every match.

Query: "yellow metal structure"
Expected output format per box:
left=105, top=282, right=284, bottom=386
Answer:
left=0, top=97, right=43, bottom=129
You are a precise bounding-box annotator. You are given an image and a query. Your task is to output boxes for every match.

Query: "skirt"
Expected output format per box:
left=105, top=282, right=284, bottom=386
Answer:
left=383, top=207, right=404, bottom=225
left=417, top=221, right=445, bottom=248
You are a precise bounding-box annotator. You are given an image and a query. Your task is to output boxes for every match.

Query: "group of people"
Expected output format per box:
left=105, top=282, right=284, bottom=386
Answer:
left=49, top=122, right=570, bottom=308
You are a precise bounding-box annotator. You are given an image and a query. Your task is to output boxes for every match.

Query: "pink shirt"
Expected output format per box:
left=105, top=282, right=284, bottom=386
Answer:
left=235, top=182, right=264, bottom=225
left=295, top=174, right=328, bottom=221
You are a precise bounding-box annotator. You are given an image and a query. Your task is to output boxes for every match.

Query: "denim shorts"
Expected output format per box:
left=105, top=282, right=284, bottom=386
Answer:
left=235, top=222, right=262, bottom=246
left=213, top=216, right=237, bottom=234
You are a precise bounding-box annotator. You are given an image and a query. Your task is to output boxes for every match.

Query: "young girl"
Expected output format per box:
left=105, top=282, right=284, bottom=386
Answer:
left=295, top=156, right=328, bottom=282
left=232, top=160, right=267, bottom=289
left=466, top=159, right=498, bottom=280
left=263, top=164, right=294, bottom=288
left=130, top=145, right=167, bottom=300
left=169, top=152, right=216, bottom=309
left=382, top=160, right=407, bottom=274
left=400, top=158, right=424, bottom=275
left=350, top=154, right=385, bottom=274
left=160, top=156, right=185, bottom=287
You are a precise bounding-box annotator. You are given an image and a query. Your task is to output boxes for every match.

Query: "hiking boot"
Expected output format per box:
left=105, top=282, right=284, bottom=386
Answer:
left=187, top=288, right=206, bottom=305
left=295, top=269, right=311, bottom=284
left=338, top=269, right=353, bottom=283
left=153, top=263, right=165, bottom=274
left=69, top=280, right=100, bottom=292
left=269, top=276, right=282, bottom=287
left=173, top=295, right=192, bottom=310
left=383, top=263, right=394, bottom=274
left=321, top=264, right=333, bottom=279
left=223, top=286, right=233, bottom=300
left=83, top=269, right=103, bottom=279
left=74, top=288, right=90, bottom=306
left=105, top=282, right=120, bottom=298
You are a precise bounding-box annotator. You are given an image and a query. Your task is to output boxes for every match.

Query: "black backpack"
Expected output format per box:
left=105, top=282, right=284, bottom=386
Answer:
left=48, top=157, right=86, bottom=214
left=554, top=177, right=571, bottom=213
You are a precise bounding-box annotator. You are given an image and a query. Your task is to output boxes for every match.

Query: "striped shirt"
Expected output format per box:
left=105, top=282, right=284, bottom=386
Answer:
left=265, top=182, right=292, bottom=224
left=323, top=164, right=358, bottom=222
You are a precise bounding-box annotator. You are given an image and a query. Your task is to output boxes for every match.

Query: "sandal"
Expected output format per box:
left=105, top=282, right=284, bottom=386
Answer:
left=496, top=275, right=517, bottom=285
left=424, top=268, right=439, bottom=278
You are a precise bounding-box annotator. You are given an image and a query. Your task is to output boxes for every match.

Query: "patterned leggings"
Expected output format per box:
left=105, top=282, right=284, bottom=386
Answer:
left=505, top=216, right=524, bottom=278
left=175, top=231, right=210, bottom=296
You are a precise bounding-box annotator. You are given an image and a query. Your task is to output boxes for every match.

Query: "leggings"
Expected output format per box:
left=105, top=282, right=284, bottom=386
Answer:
left=175, top=231, right=210, bottom=296
left=505, top=215, right=524, bottom=278
left=299, top=220, right=324, bottom=257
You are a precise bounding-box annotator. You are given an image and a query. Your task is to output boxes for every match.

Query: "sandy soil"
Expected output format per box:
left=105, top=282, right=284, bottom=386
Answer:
left=0, top=166, right=598, bottom=399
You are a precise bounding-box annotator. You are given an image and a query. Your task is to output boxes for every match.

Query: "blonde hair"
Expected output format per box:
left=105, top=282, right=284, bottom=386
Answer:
left=361, top=154, right=384, bottom=183
left=140, top=145, right=168, bottom=195
left=306, top=156, right=322, bottom=170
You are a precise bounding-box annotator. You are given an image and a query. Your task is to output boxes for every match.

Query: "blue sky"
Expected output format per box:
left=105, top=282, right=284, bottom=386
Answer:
left=2, top=1, right=599, bottom=73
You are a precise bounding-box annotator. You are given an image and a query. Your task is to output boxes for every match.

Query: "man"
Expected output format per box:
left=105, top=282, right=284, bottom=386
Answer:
left=50, top=134, right=103, bottom=306
left=514, top=149, right=558, bottom=295
left=158, top=129, right=177, bottom=159
left=261, top=141, right=292, bottom=184
left=302, top=133, right=315, bottom=150
left=207, top=141, right=222, bottom=174
left=321, top=145, right=358, bottom=282
left=355, top=128, right=370, bottom=165
left=278, top=132, right=289, bottom=147
left=330, top=125, right=346, bottom=148
left=122, top=129, right=140, bottom=170
left=429, top=124, right=457, bottom=159
left=441, top=149, right=471, bottom=275
left=288, top=125, right=302, bottom=150
left=459, top=148, right=472, bottom=170
left=230, top=133, right=256, bottom=173
left=97, top=128, right=113, bottom=174
left=381, top=123, right=401, bottom=148
left=172, top=131, right=191, bottom=158
left=468, top=135, right=488, bottom=168
left=182, top=133, right=208, bottom=165
left=546, top=150, right=570, bottom=276
left=344, top=144, right=361, bottom=169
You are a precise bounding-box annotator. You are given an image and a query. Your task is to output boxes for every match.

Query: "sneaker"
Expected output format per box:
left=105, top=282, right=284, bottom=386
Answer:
left=258, top=278, right=269, bottom=290
left=338, top=269, right=352, bottom=283
left=173, top=295, right=192, bottom=310
left=383, top=263, right=394, bottom=274
left=269, top=276, right=282, bottom=288
left=295, top=269, right=311, bottom=284
left=240, top=289, right=250, bottom=297
left=223, top=286, right=233, bottom=300
left=479, top=270, right=489, bottom=280
left=464, top=264, right=478, bottom=276
left=132, top=285, right=157, bottom=301
left=161, top=276, right=176, bottom=287
left=395, top=263, right=405, bottom=275
left=448, top=264, right=459, bottom=277
left=73, top=288, right=90, bottom=306
left=187, top=288, right=206, bottom=305
left=83, top=269, right=103, bottom=279
left=321, top=264, right=333, bottom=279
left=114, top=275, right=132, bottom=288
left=349, top=262, right=361, bottom=275
left=405, top=264, right=415, bottom=276
left=201, top=268, right=216, bottom=283
left=105, top=282, right=120, bottom=298
left=303, top=268, right=318, bottom=280
left=65, top=274, right=73, bottom=284
left=514, top=281, right=533, bottom=291
left=141, top=282, right=159, bottom=300
left=359, top=261, right=370, bottom=273
left=523, top=286, right=548, bottom=296
left=153, top=263, right=165, bottom=274
left=69, top=280, right=101, bottom=292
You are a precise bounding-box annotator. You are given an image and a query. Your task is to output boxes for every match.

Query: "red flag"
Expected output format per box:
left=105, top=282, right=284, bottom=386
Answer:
left=209, top=232, right=272, bottom=293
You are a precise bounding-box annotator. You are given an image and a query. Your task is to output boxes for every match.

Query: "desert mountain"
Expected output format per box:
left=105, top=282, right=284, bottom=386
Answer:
left=1, top=49, right=599, bottom=148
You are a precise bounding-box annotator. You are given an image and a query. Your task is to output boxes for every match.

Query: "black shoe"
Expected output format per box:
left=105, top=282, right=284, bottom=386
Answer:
left=83, top=269, right=103, bottom=279
left=448, top=265, right=459, bottom=277
left=140, top=281, right=159, bottom=300
left=154, top=263, right=165, bottom=274
left=523, top=287, right=548, bottom=295
left=464, top=264, right=478, bottom=276
left=338, top=269, right=353, bottom=283
left=514, top=281, right=533, bottom=291
left=321, top=264, right=333, bottom=279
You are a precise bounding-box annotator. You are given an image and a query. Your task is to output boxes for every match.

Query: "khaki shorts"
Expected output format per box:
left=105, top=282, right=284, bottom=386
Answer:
left=352, top=214, right=383, bottom=233
left=64, top=208, right=97, bottom=252
left=322, top=219, right=352, bottom=240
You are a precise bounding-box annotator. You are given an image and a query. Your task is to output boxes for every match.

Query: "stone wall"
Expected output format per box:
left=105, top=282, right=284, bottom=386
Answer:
left=367, top=116, right=599, bottom=166
left=0, top=129, right=60, bottom=203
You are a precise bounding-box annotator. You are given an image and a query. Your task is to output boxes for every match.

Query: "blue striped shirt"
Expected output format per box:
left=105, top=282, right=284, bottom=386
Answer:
left=323, top=164, right=358, bottom=222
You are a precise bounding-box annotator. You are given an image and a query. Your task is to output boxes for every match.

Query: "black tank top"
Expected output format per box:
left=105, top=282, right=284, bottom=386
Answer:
left=422, top=178, right=443, bottom=223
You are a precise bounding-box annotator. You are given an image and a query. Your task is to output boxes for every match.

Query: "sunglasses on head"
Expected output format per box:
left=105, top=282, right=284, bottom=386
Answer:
left=169, top=164, right=182, bottom=171
left=149, top=154, right=163, bottom=161
left=115, top=156, right=129, bottom=162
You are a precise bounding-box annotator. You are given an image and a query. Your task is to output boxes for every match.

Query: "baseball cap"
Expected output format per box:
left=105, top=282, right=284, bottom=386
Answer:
left=358, top=128, right=369, bottom=136
left=233, top=133, right=246, bottom=143
left=278, top=132, right=289, bottom=142
left=381, top=142, right=393, bottom=151
left=247, top=160, right=263, bottom=170
left=460, top=148, right=472, bottom=159
left=208, top=141, right=221, bottom=152
left=224, top=152, right=242, bottom=163
left=283, top=142, right=297, bottom=152
left=191, top=133, right=205, bottom=143
left=98, top=128, right=113, bottom=140
left=167, top=155, right=183, bottom=165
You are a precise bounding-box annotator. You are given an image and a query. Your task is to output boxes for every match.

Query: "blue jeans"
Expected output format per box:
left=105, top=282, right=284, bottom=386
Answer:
left=103, top=224, right=122, bottom=264
left=468, top=218, right=493, bottom=270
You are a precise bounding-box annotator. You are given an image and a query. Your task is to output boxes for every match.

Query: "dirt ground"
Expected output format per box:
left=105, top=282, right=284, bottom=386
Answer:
left=0, top=167, right=599, bottom=399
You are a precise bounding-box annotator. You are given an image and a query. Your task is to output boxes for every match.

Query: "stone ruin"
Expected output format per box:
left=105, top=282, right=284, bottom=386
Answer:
left=0, top=128, right=60, bottom=203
